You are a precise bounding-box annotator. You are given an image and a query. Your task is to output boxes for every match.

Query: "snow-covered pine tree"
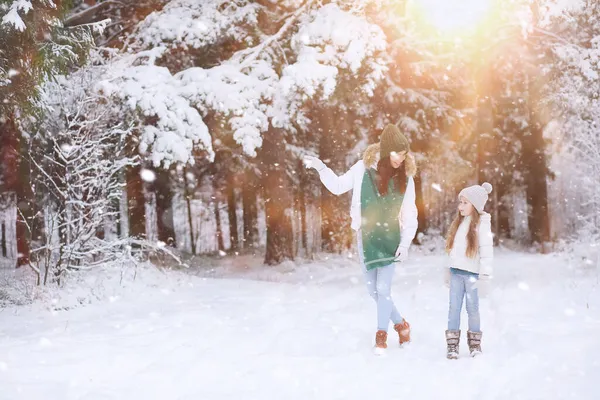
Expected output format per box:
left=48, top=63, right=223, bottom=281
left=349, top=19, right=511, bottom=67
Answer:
left=457, top=28, right=533, bottom=243
left=368, top=1, right=469, bottom=238
left=117, top=0, right=394, bottom=263
left=1, top=0, right=104, bottom=268
left=280, top=2, right=389, bottom=254
left=542, top=0, right=600, bottom=246
left=450, top=0, right=554, bottom=246
left=123, top=0, right=263, bottom=253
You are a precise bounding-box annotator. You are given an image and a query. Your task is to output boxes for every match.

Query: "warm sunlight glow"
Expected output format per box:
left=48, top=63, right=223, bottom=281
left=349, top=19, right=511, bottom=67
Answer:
left=407, top=0, right=497, bottom=36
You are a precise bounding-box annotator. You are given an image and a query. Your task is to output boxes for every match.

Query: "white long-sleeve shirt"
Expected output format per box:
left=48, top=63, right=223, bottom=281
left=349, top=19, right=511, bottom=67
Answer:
left=448, top=213, right=494, bottom=276
left=316, top=160, right=418, bottom=250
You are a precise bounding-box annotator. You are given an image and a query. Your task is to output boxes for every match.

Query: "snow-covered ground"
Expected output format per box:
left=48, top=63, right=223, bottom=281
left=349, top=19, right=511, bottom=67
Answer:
left=0, top=250, right=598, bottom=400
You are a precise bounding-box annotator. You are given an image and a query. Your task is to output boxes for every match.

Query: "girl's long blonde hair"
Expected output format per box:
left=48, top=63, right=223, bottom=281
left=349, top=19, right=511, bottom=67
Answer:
left=445, top=211, right=480, bottom=258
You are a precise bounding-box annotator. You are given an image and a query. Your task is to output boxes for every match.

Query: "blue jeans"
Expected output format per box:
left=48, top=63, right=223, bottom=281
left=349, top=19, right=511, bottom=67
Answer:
left=448, top=268, right=481, bottom=332
left=357, top=233, right=403, bottom=331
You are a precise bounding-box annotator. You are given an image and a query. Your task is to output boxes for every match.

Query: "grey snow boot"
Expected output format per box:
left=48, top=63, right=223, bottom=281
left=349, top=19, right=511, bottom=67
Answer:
left=445, top=330, right=460, bottom=359
left=467, top=331, right=482, bottom=356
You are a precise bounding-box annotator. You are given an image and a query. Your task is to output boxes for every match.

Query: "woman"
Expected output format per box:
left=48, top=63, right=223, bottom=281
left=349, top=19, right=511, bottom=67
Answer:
left=305, top=124, right=418, bottom=353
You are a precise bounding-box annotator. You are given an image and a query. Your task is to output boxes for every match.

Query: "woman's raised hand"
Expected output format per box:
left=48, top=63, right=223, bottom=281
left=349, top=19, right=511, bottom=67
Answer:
left=303, top=156, right=326, bottom=172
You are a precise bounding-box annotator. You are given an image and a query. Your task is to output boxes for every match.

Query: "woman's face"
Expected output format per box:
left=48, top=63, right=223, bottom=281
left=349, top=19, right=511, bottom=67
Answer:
left=458, top=196, right=475, bottom=217
left=389, top=151, right=406, bottom=169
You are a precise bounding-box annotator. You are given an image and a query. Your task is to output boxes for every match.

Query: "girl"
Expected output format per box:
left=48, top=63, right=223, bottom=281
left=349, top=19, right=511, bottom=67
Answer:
left=304, top=124, right=418, bottom=353
left=444, top=182, right=494, bottom=359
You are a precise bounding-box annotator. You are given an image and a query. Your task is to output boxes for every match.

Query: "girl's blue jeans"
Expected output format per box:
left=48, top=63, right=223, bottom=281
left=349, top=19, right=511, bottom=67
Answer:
left=448, top=268, right=481, bottom=332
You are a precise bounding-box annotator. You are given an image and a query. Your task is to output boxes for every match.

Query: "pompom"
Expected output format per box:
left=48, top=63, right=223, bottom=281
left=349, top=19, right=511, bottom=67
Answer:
left=481, top=182, right=493, bottom=194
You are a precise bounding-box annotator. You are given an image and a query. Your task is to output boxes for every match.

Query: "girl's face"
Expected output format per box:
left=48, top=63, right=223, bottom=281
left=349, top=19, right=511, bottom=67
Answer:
left=389, top=151, right=406, bottom=169
left=458, top=196, right=474, bottom=217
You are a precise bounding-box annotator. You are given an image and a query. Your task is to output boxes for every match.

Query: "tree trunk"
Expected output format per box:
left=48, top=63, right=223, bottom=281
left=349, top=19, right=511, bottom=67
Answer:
left=15, top=130, right=33, bottom=268
left=54, top=203, right=68, bottom=285
left=0, top=114, right=18, bottom=195
left=15, top=190, right=32, bottom=267
left=522, top=123, right=550, bottom=246
left=496, top=181, right=511, bottom=241
left=241, top=171, right=259, bottom=250
left=226, top=174, right=239, bottom=251
left=476, top=96, right=494, bottom=184
left=261, top=126, right=294, bottom=265
left=182, top=167, right=196, bottom=255
left=523, top=1, right=551, bottom=249
left=114, top=191, right=122, bottom=238
left=0, top=114, right=30, bottom=267
left=319, top=108, right=335, bottom=252
left=414, top=171, right=427, bottom=242
left=153, top=168, right=176, bottom=247
left=214, top=199, right=225, bottom=252
left=318, top=107, right=352, bottom=253
left=126, top=164, right=146, bottom=240
left=1, top=221, right=6, bottom=258
left=297, top=159, right=309, bottom=257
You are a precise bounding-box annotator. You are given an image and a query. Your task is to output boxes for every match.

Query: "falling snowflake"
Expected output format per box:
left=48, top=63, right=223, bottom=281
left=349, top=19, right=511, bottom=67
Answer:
left=431, top=183, right=442, bottom=192
left=140, top=168, right=156, bottom=183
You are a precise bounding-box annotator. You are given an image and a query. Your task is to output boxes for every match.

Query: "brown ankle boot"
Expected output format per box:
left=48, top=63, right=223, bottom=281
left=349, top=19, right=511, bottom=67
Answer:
left=394, top=320, right=411, bottom=345
left=445, top=330, right=460, bottom=359
left=467, top=331, right=482, bottom=356
left=375, top=330, right=388, bottom=349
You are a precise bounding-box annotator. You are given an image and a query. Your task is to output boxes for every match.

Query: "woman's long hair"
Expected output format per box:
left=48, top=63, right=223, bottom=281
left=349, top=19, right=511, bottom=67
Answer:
left=362, top=142, right=417, bottom=196
left=376, top=158, right=407, bottom=195
left=445, top=211, right=480, bottom=258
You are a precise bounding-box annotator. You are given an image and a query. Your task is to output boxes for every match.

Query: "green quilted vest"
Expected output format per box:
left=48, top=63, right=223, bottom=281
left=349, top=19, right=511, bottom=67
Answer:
left=360, top=168, right=405, bottom=270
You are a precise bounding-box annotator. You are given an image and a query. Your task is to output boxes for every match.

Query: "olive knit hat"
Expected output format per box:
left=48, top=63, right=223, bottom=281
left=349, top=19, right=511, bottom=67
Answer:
left=379, top=124, right=410, bottom=160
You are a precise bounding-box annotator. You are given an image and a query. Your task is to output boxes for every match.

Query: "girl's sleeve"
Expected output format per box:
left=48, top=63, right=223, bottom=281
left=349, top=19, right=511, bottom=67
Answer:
left=479, top=214, right=494, bottom=276
left=317, top=160, right=359, bottom=195
left=399, top=176, right=418, bottom=249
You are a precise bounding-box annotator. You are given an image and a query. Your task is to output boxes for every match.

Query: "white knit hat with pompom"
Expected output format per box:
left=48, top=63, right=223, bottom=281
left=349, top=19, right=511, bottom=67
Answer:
left=459, top=182, right=493, bottom=214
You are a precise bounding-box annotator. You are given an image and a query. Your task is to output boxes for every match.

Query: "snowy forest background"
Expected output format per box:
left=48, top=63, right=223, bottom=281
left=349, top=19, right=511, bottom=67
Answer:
left=1, top=0, right=599, bottom=294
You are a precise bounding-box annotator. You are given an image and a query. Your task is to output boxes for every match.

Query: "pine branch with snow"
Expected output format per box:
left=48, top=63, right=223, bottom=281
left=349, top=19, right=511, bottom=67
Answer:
left=0, top=0, right=106, bottom=120
left=94, top=49, right=214, bottom=167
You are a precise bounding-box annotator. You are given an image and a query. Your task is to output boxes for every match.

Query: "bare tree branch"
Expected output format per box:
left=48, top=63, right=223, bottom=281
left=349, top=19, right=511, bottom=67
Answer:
left=64, top=1, right=125, bottom=27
